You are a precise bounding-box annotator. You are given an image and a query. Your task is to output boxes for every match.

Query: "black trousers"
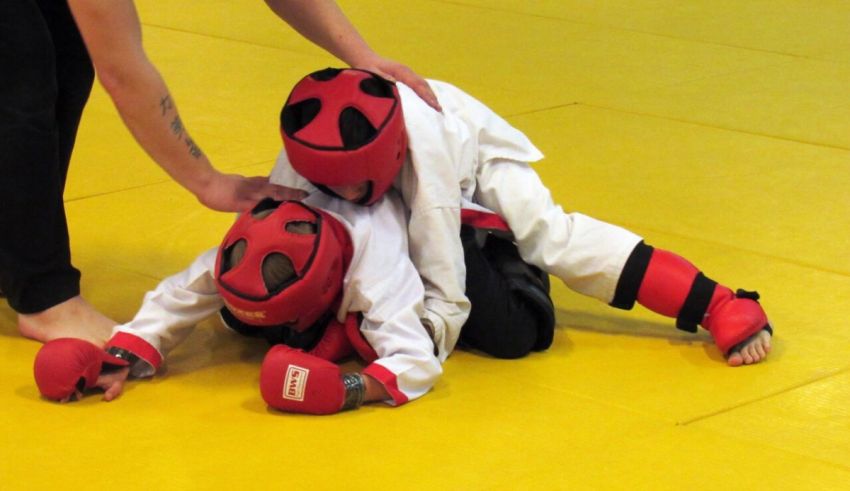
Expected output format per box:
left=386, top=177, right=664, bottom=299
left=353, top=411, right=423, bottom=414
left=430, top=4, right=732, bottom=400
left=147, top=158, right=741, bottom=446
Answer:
left=459, top=227, right=549, bottom=359
left=0, top=0, right=94, bottom=313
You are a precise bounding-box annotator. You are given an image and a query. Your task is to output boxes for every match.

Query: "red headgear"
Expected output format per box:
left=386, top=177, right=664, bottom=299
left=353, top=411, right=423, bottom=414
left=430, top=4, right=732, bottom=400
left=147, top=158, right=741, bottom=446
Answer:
left=280, top=68, right=407, bottom=205
left=214, top=200, right=351, bottom=331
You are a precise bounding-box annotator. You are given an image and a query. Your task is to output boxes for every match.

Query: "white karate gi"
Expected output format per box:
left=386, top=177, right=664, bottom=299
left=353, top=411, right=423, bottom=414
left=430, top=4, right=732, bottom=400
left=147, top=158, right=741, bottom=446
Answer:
left=271, top=79, right=642, bottom=361
left=107, top=193, right=441, bottom=406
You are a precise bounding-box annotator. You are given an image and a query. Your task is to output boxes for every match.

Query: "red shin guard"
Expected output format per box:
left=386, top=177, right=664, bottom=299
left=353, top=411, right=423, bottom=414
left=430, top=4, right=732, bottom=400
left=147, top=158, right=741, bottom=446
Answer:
left=636, top=249, right=770, bottom=355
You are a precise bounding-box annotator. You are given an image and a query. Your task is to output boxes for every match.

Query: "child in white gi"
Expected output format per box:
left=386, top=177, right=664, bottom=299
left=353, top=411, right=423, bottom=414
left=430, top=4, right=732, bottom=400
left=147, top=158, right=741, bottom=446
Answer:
left=273, top=67, right=773, bottom=367
left=33, top=193, right=441, bottom=413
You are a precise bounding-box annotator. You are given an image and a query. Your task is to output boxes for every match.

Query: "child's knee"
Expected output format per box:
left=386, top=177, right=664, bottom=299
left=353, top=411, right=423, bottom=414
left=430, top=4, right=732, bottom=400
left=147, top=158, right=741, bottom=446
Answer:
left=479, top=323, right=538, bottom=359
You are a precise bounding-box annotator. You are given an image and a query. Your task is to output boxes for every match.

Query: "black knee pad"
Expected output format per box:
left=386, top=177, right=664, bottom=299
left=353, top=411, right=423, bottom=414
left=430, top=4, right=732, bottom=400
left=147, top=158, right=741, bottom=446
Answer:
left=483, top=237, right=556, bottom=351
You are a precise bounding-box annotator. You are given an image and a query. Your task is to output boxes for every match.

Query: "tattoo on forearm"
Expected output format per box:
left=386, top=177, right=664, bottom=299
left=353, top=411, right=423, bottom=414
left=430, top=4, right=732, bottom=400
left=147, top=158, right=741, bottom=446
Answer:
left=160, top=95, right=174, bottom=116
left=161, top=95, right=203, bottom=159
left=170, top=116, right=185, bottom=137
left=184, top=136, right=202, bottom=158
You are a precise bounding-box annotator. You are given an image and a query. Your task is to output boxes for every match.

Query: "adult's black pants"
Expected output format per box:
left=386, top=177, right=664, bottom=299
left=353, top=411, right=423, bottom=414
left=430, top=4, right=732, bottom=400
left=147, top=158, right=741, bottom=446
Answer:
left=0, top=0, right=94, bottom=313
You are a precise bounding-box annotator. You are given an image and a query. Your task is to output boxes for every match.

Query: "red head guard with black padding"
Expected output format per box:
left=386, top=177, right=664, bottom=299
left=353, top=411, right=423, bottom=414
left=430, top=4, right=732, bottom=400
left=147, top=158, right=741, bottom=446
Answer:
left=280, top=68, right=407, bottom=205
left=214, top=200, right=351, bottom=331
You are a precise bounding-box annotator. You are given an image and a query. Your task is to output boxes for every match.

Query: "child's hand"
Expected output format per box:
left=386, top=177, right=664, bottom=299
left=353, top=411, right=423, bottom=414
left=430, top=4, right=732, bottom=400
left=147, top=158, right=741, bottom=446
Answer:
left=34, top=338, right=130, bottom=402
left=96, top=367, right=130, bottom=402
left=260, top=346, right=347, bottom=414
left=56, top=367, right=128, bottom=403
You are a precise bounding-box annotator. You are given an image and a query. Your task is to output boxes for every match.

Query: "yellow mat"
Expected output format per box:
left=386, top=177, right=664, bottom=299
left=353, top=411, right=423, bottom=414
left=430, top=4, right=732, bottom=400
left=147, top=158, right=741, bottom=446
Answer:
left=2, top=1, right=849, bottom=489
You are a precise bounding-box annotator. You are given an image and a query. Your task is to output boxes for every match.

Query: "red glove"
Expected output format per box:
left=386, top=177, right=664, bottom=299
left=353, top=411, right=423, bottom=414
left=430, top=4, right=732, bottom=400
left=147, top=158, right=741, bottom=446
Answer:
left=307, top=316, right=354, bottom=362
left=33, top=338, right=129, bottom=401
left=261, top=345, right=366, bottom=415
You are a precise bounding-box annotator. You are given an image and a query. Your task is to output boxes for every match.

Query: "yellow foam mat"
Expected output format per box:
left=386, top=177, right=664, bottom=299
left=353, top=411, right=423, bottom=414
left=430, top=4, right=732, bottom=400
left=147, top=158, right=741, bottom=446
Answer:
left=2, top=1, right=849, bottom=488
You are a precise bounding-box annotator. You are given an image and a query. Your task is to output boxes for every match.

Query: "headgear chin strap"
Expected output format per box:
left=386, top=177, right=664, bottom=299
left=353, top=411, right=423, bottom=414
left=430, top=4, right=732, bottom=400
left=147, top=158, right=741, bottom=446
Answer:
left=214, top=199, right=351, bottom=332
left=280, top=68, right=408, bottom=205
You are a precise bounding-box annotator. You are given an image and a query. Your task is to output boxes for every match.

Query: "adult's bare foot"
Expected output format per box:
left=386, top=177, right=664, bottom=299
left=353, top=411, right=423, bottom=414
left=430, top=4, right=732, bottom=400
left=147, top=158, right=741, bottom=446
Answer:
left=18, top=296, right=116, bottom=346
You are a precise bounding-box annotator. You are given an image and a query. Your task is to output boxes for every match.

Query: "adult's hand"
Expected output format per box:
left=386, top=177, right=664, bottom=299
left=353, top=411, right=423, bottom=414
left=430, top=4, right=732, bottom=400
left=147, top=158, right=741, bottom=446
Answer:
left=196, top=173, right=309, bottom=212
left=263, top=0, right=441, bottom=111
left=354, top=56, right=442, bottom=112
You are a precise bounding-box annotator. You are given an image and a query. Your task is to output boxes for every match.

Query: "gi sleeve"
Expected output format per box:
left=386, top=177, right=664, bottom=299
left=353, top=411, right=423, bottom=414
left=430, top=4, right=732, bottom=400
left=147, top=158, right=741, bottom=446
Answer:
left=107, top=248, right=224, bottom=377
left=338, top=196, right=442, bottom=405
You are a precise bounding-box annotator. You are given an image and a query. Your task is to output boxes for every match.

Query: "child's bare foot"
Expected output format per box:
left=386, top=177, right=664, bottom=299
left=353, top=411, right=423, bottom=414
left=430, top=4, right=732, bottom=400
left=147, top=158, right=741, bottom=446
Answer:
left=726, top=328, right=772, bottom=367
left=18, top=296, right=117, bottom=346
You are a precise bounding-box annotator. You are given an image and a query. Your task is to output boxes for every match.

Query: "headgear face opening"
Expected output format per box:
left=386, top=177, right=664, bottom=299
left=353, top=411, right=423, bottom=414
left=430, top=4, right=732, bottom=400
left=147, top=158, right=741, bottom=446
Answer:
left=214, top=199, right=347, bottom=331
left=280, top=68, right=408, bottom=205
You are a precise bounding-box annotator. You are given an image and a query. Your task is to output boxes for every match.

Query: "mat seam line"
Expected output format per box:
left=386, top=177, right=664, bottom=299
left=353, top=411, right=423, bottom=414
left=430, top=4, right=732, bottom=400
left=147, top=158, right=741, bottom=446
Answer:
left=140, top=10, right=839, bottom=67
left=616, top=221, right=850, bottom=279
left=64, top=159, right=276, bottom=203
left=141, top=6, right=848, bottom=69
left=516, top=365, right=850, bottom=475
left=426, top=0, right=844, bottom=63
left=677, top=365, right=850, bottom=426
left=140, top=22, right=324, bottom=55
left=574, top=102, right=850, bottom=153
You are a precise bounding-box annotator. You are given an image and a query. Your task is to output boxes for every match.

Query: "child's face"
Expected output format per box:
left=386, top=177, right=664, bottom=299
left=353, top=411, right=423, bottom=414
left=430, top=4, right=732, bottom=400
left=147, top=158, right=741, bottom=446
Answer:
left=329, top=181, right=370, bottom=203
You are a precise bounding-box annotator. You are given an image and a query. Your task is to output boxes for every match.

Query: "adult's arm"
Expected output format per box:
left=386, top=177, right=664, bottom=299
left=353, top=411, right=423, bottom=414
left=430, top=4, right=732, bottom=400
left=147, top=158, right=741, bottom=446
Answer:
left=67, top=0, right=301, bottom=212
left=264, top=0, right=441, bottom=111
